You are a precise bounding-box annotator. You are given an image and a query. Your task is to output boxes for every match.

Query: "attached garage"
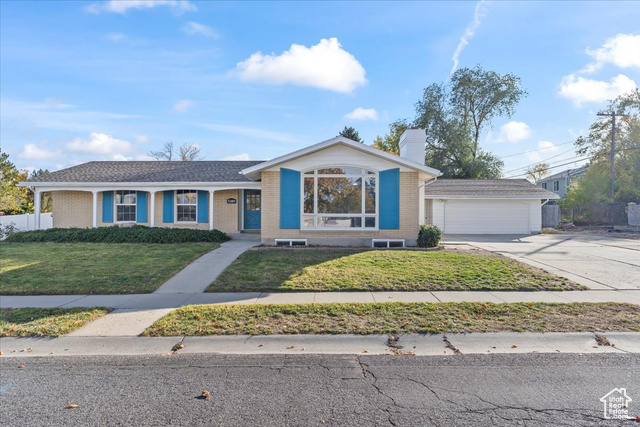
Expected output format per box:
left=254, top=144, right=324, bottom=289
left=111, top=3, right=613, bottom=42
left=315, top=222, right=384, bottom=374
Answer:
left=424, top=179, right=560, bottom=235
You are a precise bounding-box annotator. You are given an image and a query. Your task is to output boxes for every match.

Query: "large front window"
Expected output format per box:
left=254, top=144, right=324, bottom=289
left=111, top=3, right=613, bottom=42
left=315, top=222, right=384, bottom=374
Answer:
left=115, top=190, right=136, bottom=222
left=302, top=167, right=377, bottom=229
left=176, top=190, right=197, bottom=222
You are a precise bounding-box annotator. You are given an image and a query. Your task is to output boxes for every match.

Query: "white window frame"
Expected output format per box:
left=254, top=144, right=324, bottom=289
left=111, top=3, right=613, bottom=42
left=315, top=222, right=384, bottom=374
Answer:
left=114, top=190, right=137, bottom=223
left=175, top=189, right=198, bottom=223
left=300, top=166, right=379, bottom=231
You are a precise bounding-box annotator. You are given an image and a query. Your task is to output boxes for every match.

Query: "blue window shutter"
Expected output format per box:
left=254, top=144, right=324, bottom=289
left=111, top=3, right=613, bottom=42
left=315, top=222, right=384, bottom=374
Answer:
left=197, top=190, right=208, bottom=223
left=379, top=168, right=400, bottom=229
left=136, top=191, right=148, bottom=223
left=163, top=190, right=174, bottom=223
left=102, top=191, right=114, bottom=223
left=280, top=168, right=300, bottom=229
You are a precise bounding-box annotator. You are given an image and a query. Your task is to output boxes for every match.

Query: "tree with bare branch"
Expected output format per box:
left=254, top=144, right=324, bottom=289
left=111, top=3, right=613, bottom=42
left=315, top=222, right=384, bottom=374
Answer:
left=149, top=142, right=203, bottom=161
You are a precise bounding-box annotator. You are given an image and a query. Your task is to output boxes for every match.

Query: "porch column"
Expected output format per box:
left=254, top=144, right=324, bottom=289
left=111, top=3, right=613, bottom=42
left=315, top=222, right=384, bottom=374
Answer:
left=149, top=190, right=156, bottom=227
left=33, top=189, right=41, bottom=230
left=209, top=190, right=215, bottom=230
left=92, top=191, right=98, bottom=228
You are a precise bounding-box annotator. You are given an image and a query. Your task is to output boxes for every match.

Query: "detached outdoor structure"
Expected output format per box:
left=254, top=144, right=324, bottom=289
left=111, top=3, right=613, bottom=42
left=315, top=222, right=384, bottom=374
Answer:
left=19, top=129, right=560, bottom=246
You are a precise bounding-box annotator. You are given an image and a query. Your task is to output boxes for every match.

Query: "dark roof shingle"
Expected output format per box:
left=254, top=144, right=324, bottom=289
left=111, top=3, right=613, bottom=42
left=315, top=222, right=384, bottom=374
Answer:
left=423, top=179, right=560, bottom=199
left=24, top=161, right=265, bottom=183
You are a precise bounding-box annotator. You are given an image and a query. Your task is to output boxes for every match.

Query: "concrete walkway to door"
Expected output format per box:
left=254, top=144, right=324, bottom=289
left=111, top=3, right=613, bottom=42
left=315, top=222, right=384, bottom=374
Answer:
left=63, top=236, right=260, bottom=337
left=444, top=233, right=640, bottom=291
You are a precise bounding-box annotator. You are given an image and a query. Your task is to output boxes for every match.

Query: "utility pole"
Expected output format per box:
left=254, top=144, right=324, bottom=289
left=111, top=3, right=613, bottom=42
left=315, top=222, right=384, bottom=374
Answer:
left=596, top=111, right=621, bottom=202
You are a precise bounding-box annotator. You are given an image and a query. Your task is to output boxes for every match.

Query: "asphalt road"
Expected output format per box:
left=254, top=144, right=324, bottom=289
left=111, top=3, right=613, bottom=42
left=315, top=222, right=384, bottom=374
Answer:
left=1, top=353, right=638, bottom=426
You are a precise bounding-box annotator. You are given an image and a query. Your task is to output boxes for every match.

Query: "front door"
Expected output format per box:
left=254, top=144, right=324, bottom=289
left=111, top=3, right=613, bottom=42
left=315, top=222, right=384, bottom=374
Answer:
left=243, top=189, right=261, bottom=230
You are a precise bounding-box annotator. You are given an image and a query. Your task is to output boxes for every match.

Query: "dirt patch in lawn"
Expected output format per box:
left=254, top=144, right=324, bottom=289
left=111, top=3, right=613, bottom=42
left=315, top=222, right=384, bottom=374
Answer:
left=143, top=302, right=640, bottom=336
left=207, top=247, right=582, bottom=293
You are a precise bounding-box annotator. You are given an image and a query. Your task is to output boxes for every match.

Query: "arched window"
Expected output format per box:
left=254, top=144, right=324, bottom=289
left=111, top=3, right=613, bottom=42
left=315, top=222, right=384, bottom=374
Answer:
left=302, top=167, right=377, bottom=229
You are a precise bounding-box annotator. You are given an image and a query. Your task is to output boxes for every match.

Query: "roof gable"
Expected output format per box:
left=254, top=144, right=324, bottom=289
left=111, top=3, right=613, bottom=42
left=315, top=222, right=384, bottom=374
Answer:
left=240, top=137, right=441, bottom=179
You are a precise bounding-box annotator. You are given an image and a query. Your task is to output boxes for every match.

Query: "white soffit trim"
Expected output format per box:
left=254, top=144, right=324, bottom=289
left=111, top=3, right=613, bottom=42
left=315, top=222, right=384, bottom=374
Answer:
left=240, top=137, right=442, bottom=179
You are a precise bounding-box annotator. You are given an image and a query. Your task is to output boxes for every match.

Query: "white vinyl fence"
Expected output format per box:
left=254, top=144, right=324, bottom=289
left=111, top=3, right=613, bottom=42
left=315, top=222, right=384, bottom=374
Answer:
left=0, top=213, right=53, bottom=231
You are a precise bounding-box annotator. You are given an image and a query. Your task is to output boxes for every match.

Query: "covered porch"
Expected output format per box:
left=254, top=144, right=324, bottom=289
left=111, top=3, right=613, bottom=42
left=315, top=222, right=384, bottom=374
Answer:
left=28, top=184, right=262, bottom=234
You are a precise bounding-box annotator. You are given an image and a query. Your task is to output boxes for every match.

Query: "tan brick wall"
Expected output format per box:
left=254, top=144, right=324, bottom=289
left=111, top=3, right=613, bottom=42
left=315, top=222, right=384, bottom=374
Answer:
left=52, top=191, right=93, bottom=228
left=261, top=170, right=419, bottom=245
left=214, top=190, right=239, bottom=233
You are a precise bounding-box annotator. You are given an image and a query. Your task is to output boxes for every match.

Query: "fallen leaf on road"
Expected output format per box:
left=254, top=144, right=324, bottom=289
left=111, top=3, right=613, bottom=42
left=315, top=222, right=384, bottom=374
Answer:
left=258, top=344, right=264, bottom=347
left=64, top=404, right=78, bottom=409
left=0, top=351, right=3, bottom=356
left=201, top=390, right=210, bottom=400
left=287, top=346, right=295, bottom=349
left=362, top=350, right=368, bottom=353
left=171, top=342, right=184, bottom=352
left=511, top=345, right=518, bottom=348
left=301, top=348, right=305, bottom=351
left=17, top=365, right=25, bottom=369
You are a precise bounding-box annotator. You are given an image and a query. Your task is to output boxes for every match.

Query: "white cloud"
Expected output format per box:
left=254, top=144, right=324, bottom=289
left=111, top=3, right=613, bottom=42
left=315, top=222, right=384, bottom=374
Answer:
left=582, top=34, right=640, bottom=73
left=86, top=0, right=195, bottom=14
left=182, top=22, right=218, bottom=38
left=344, top=107, right=378, bottom=121
left=491, top=121, right=531, bottom=143
left=111, top=154, right=131, bottom=161
left=450, top=0, right=489, bottom=75
left=222, top=153, right=251, bottom=161
left=134, top=134, right=149, bottom=143
left=526, top=141, right=560, bottom=162
left=559, top=74, right=638, bottom=106
left=19, top=144, right=57, bottom=160
left=233, top=37, right=367, bottom=93
left=67, top=132, right=133, bottom=155
left=106, top=32, right=127, bottom=42
left=173, top=99, right=194, bottom=113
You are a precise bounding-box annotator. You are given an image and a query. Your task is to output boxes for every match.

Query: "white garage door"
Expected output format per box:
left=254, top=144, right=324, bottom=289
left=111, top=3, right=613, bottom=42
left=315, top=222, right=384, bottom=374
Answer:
left=444, top=200, right=530, bottom=234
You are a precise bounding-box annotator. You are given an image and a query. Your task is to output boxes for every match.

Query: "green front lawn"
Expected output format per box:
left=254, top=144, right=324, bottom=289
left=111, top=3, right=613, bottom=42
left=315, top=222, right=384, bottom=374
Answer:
left=143, top=302, right=640, bottom=336
left=0, top=307, right=110, bottom=337
left=0, top=242, right=218, bottom=295
left=207, top=248, right=581, bottom=292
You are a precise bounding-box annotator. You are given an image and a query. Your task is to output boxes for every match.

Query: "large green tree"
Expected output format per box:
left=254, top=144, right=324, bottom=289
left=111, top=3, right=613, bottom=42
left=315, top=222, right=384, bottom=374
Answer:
left=566, top=89, right=640, bottom=205
left=372, top=119, right=408, bottom=155
left=414, top=65, right=526, bottom=178
left=338, top=126, right=363, bottom=143
left=0, top=152, right=30, bottom=214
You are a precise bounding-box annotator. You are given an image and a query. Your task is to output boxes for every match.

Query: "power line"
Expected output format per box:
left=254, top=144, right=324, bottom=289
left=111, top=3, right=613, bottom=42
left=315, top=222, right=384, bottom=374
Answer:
left=498, top=139, right=575, bottom=159
left=507, top=157, right=591, bottom=179
left=503, top=146, right=579, bottom=174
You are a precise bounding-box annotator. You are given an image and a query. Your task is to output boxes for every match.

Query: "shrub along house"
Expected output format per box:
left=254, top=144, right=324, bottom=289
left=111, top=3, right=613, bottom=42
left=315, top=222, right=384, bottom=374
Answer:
left=20, top=129, right=559, bottom=246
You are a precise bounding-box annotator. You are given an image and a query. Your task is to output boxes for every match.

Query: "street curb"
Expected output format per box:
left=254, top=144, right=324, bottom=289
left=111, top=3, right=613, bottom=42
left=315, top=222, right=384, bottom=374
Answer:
left=1, top=332, right=638, bottom=358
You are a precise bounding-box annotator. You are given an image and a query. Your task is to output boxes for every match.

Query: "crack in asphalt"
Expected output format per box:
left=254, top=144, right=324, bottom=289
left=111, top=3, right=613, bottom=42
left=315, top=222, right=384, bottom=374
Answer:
left=395, top=375, right=605, bottom=425
left=357, top=357, right=400, bottom=426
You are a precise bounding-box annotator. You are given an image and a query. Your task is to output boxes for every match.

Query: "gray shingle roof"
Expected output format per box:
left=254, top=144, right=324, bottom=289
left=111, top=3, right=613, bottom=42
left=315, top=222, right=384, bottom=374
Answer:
left=423, top=179, right=560, bottom=199
left=24, top=161, right=266, bottom=183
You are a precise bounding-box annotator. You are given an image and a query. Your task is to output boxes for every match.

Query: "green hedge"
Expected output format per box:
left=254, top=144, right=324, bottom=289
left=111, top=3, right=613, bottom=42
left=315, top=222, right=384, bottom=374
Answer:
left=4, top=226, right=229, bottom=244
left=417, top=224, right=442, bottom=248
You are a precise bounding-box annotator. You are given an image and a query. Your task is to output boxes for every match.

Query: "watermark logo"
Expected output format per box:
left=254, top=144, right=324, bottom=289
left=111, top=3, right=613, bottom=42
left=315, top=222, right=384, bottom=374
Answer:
left=600, top=388, right=633, bottom=420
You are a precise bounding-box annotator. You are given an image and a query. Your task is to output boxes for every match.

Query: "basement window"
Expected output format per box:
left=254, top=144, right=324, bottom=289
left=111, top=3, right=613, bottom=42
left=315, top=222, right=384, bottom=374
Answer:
left=372, top=239, right=405, bottom=248
left=275, top=239, right=308, bottom=247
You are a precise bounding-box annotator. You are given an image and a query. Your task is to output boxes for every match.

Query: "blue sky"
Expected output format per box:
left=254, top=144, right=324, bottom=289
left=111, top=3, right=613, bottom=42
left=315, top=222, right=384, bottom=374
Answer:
left=1, top=0, right=639, bottom=178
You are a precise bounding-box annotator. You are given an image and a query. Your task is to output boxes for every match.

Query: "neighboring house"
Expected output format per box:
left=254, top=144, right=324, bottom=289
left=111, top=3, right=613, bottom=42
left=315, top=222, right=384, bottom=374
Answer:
left=536, top=166, right=587, bottom=198
left=19, top=129, right=559, bottom=245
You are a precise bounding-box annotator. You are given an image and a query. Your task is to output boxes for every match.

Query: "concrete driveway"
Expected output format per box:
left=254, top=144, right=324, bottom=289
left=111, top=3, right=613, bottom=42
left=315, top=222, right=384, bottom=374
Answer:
left=445, top=234, right=640, bottom=290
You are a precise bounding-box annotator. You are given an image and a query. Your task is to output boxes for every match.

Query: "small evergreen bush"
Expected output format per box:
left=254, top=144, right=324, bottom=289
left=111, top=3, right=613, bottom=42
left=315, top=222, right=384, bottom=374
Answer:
left=417, top=224, right=442, bottom=248
left=3, top=225, right=228, bottom=244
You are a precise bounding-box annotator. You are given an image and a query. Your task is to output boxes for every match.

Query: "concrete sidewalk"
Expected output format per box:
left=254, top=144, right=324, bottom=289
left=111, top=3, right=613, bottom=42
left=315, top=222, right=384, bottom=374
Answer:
left=1, top=332, right=638, bottom=357
left=153, top=238, right=259, bottom=294
left=2, top=289, right=640, bottom=309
